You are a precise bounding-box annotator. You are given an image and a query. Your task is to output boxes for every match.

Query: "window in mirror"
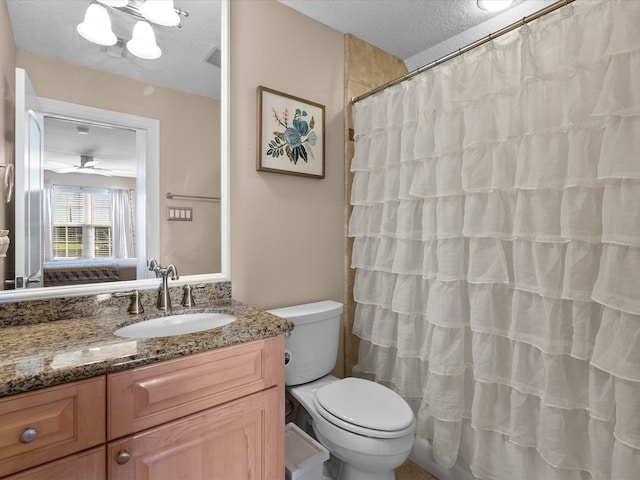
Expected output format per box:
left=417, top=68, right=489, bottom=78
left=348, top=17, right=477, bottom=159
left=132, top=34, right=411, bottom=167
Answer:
left=50, top=186, right=135, bottom=260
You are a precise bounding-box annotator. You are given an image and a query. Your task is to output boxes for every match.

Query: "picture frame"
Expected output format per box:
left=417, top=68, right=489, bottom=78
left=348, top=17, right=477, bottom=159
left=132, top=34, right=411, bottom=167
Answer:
left=256, top=86, right=325, bottom=179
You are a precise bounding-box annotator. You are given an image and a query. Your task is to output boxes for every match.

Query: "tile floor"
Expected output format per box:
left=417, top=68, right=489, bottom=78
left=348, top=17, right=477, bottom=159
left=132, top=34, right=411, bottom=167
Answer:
left=396, top=460, right=440, bottom=480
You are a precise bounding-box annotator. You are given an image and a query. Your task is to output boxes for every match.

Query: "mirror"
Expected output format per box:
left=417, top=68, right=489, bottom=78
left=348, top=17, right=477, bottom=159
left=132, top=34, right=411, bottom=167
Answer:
left=2, top=0, right=230, bottom=301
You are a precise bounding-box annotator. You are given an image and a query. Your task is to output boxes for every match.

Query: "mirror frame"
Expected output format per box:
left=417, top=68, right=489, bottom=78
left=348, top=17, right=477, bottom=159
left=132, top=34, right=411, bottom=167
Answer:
left=1, top=0, right=230, bottom=303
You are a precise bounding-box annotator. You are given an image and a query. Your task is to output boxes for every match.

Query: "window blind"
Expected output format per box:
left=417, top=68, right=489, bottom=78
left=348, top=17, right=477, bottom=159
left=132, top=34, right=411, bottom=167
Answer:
left=51, top=186, right=112, bottom=258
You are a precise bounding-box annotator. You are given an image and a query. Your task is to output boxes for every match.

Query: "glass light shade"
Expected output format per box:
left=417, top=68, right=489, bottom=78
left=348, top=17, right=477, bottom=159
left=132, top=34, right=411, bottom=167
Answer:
left=77, top=4, right=117, bottom=46
left=97, top=0, right=129, bottom=7
left=126, top=21, right=162, bottom=59
left=139, top=0, right=180, bottom=27
left=477, top=0, right=515, bottom=12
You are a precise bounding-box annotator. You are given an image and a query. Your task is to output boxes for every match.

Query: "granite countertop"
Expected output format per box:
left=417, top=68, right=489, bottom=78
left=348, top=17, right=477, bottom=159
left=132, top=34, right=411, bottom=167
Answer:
left=0, top=299, right=291, bottom=398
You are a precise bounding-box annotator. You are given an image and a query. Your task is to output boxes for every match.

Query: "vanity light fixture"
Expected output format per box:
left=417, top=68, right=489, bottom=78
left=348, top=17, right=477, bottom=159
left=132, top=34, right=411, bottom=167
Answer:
left=139, top=0, right=180, bottom=27
left=97, top=0, right=129, bottom=6
left=477, top=0, right=515, bottom=12
left=77, top=0, right=187, bottom=60
left=127, top=21, right=162, bottom=59
left=77, top=3, right=117, bottom=46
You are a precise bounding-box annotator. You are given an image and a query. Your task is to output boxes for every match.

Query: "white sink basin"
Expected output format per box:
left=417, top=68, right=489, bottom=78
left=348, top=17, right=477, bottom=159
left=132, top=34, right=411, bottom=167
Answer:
left=114, top=312, right=236, bottom=338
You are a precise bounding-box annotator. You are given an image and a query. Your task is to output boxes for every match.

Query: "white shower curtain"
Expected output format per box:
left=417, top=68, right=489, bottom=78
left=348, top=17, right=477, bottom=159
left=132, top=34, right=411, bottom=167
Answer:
left=349, top=1, right=640, bottom=479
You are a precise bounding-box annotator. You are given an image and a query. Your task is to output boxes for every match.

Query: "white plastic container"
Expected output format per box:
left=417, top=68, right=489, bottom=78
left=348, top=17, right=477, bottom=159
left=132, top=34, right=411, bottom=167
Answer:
left=285, top=422, right=330, bottom=480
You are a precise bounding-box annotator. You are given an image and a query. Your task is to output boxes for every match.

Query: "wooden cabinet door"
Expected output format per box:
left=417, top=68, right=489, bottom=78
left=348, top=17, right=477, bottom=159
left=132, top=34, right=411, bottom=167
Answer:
left=108, top=387, right=284, bottom=480
left=4, top=446, right=106, bottom=480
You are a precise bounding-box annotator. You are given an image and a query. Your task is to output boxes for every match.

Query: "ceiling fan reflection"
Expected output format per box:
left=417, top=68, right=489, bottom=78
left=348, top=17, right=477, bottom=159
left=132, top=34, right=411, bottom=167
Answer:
left=51, top=154, right=113, bottom=177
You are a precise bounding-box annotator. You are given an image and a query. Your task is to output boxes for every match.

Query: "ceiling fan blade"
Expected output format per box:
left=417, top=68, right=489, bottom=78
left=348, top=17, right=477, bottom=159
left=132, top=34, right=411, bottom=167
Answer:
left=75, top=168, right=113, bottom=177
left=51, top=167, right=78, bottom=173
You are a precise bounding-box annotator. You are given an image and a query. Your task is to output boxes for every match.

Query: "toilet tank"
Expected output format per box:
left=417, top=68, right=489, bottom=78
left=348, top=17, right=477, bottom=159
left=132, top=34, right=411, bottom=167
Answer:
left=268, top=300, right=343, bottom=386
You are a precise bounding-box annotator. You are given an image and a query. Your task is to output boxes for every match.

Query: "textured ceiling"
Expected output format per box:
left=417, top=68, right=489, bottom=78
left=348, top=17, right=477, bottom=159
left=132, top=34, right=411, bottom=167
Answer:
left=282, top=0, right=503, bottom=60
left=281, top=0, right=556, bottom=71
left=43, top=117, right=137, bottom=177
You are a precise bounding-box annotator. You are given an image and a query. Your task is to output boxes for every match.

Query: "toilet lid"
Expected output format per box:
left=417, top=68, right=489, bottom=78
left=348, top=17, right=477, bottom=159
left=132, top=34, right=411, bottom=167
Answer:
left=314, top=378, right=415, bottom=436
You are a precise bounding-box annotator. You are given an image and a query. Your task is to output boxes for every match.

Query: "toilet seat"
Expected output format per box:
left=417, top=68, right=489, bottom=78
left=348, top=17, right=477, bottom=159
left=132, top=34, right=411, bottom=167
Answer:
left=313, top=378, right=415, bottom=439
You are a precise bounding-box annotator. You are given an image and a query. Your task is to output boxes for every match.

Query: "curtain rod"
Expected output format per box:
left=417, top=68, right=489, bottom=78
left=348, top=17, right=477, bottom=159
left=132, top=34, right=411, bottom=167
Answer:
left=351, top=0, right=575, bottom=104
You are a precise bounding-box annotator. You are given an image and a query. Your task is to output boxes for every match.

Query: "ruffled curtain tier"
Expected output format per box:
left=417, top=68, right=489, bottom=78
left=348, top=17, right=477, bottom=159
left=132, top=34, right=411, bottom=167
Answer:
left=350, top=1, right=640, bottom=478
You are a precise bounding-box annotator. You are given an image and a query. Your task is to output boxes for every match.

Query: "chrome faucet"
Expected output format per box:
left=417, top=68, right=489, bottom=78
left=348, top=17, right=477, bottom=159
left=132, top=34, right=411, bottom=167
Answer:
left=148, top=259, right=179, bottom=310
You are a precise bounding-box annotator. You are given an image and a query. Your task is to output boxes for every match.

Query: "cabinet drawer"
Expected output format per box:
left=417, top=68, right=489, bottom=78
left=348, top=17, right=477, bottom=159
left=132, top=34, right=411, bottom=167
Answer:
left=0, top=377, right=106, bottom=477
left=107, top=336, right=283, bottom=440
left=4, top=445, right=106, bottom=480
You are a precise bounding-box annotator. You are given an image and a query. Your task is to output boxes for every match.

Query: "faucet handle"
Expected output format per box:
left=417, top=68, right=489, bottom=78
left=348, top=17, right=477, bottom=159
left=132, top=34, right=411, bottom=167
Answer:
left=181, top=284, right=195, bottom=307
left=113, top=290, right=144, bottom=315
left=181, top=284, right=207, bottom=307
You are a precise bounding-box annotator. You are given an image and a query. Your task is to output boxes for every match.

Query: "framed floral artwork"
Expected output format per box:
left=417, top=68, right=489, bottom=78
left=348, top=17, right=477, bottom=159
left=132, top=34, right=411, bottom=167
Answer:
left=256, top=86, right=325, bottom=179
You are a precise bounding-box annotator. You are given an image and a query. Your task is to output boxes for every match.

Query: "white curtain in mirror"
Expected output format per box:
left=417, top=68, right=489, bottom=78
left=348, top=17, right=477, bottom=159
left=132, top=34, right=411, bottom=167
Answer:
left=350, top=1, right=640, bottom=478
left=43, top=185, right=53, bottom=261
left=111, top=188, right=135, bottom=259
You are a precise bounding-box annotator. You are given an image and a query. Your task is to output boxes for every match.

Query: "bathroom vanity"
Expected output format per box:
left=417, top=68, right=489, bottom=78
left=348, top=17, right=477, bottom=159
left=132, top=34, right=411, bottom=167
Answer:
left=0, top=294, right=289, bottom=479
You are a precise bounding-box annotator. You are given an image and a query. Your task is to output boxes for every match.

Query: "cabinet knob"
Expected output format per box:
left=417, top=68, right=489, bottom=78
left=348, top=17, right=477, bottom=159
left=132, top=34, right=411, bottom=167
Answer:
left=117, top=450, right=131, bottom=465
left=19, top=428, right=38, bottom=444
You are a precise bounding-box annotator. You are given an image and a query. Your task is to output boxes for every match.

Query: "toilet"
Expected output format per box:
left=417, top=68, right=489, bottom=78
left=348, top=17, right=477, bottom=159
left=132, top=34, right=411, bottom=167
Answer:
left=269, top=300, right=415, bottom=480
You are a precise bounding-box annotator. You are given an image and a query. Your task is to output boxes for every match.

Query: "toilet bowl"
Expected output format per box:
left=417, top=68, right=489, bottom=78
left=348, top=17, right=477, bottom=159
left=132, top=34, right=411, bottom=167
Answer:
left=269, top=301, right=416, bottom=480
left=289, top=375, right=415, bottom=480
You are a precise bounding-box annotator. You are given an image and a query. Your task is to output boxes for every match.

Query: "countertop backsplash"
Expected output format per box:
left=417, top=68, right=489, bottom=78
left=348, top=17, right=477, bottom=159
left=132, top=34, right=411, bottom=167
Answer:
left=0, top=281, right=232, bottom=328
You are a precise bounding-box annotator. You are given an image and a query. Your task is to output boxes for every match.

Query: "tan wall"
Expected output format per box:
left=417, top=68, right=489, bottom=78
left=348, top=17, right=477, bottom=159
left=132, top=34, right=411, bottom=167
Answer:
left=230, top=0, right=345, bottom=373
left=15, top=51, right=220, bottom=276
left=0, top=2, right=16, bottom=288
left=343, top=35, right=408, bottom=376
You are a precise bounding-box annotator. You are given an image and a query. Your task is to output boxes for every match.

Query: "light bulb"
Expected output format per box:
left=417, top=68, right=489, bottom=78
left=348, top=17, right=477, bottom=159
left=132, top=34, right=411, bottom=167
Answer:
left=77, top=3, right=117, bottom=46
left=477, top=0, right=515, bottom=12
left=139, top=0, right=180, bottom=27
left=126, top=21, right=162, bottom=59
